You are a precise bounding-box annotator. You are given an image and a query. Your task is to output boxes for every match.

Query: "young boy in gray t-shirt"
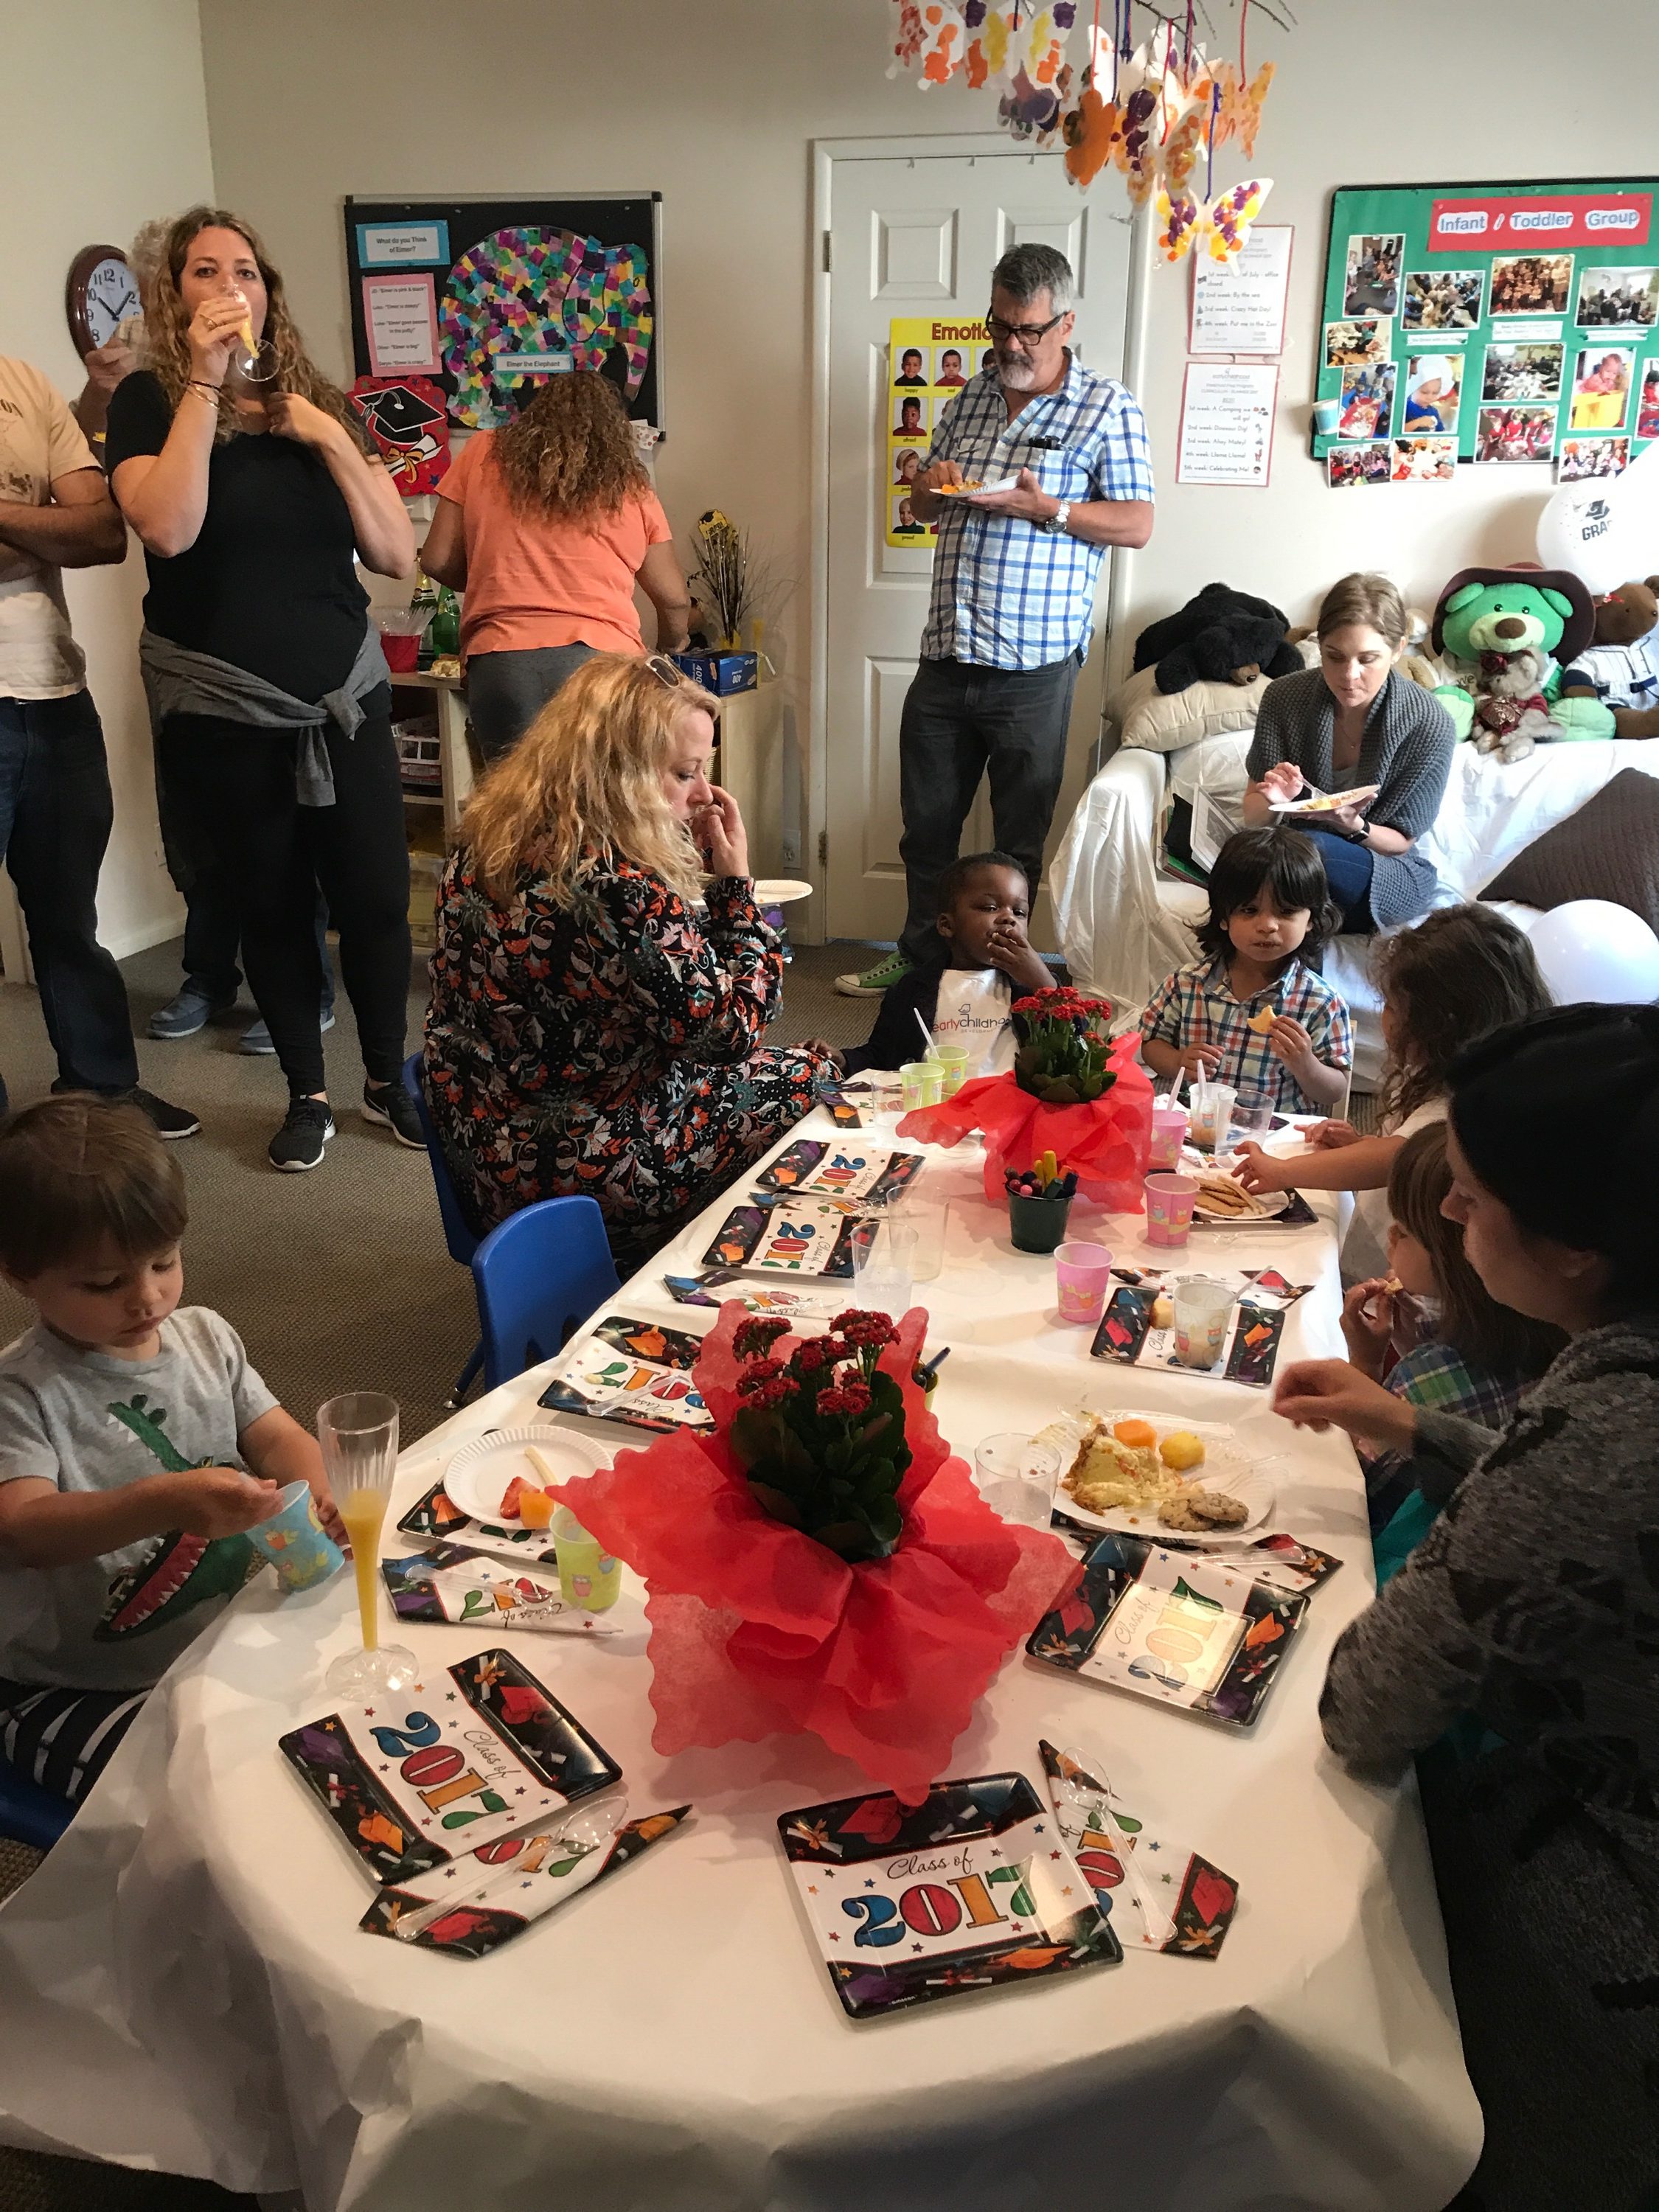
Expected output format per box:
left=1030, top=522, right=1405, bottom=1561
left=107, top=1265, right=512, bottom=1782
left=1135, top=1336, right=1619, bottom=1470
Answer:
left=0, top=1096, right=344, bottom=1805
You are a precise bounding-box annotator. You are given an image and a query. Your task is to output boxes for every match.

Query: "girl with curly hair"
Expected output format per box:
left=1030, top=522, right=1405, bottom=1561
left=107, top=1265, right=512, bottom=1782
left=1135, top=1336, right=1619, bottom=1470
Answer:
left=421, top=370, right=691, bottom=761
left=106, top=207, right=417, bottom=1175
left=422, top=652, right=836, bottom=1262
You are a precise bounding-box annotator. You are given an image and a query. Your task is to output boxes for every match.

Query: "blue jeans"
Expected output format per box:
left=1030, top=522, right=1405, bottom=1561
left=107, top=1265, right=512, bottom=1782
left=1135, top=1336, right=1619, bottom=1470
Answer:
left=0, top=691, right=139, bottom=1094
left=897, top=653, right=1079, bottom=966
left=1300, top=823, right=1377, bottom=932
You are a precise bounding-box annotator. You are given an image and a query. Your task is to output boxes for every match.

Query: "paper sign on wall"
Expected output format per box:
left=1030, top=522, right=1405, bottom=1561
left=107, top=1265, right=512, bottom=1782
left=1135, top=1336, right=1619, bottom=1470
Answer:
left=356, top=222, right=451, bottom=268
left=362, top=274, right=441, bottom=375
left=883, top=315, right=990, bottom=549
left=1189, top=226, right=1293, bottom=354
left=1176, top=361, right=1279, bottom=486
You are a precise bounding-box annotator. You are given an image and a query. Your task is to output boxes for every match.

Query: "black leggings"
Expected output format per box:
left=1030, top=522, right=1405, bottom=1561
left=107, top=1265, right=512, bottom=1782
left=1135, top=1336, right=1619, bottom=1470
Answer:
left=159, top=700, right=411, bottom=1096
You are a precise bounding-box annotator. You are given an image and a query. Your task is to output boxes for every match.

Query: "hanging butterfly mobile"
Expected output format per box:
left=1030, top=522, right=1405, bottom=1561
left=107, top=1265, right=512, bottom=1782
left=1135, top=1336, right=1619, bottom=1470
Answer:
left=886, top=1, right=1284, bottom=264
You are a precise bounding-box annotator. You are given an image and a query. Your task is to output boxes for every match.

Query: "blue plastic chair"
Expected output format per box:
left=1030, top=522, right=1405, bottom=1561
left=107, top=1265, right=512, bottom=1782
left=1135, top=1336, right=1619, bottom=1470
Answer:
left=470, top=1197, right=622, bottom=1391
left=0, top=1763, right=73, bottom=1853
left=401, top=1052, right=484, bottom=1406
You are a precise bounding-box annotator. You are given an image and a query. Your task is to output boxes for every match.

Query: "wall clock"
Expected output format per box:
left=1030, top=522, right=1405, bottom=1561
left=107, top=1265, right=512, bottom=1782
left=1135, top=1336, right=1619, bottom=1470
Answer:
left=66, top=245, right=140, bottom=357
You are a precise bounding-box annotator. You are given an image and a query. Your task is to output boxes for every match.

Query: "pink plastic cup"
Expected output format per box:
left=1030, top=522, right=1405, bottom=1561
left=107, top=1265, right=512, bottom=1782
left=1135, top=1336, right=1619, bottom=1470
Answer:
left=1148, top=1100, right=1189, bottom=1171
left=1054, top=1240, right=1114, bottom=1325
left=1144, top=1172, right=1199, bottom=1248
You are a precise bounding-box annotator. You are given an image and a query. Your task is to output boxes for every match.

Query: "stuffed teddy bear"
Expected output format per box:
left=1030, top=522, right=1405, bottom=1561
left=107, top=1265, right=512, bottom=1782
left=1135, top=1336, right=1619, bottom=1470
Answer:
left=1558, top=577, right=1659, bottom=739
left=1430, top=565, right=1616, bottom=761
left=1133, top=582, right=1304, bottom=696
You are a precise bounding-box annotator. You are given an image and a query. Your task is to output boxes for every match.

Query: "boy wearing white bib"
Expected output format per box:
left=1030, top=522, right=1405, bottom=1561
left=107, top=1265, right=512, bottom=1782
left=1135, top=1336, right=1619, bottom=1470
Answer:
left=841, top=852, right=1049, bottom=1078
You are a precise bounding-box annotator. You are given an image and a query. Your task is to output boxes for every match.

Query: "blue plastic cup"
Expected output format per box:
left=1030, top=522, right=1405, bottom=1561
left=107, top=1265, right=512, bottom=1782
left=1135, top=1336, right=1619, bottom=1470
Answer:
left=246, top=1478, right=345, bottom=1593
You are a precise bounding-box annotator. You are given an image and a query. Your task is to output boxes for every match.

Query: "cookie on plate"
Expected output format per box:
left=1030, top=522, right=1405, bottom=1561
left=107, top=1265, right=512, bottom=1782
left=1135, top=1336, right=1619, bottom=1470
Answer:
left=1158, top=1486, right=1248, bottom=1532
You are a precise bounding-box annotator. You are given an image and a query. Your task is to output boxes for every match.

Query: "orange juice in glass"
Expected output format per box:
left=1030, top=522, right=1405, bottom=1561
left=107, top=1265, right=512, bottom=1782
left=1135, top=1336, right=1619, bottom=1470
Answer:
left=319, top=1392, right=417, bottom=1700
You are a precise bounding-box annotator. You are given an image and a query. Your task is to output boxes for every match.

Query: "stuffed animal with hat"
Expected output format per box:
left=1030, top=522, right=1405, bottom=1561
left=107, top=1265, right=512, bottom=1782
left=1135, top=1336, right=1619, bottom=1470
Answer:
left=1430, top=565, right=1616, bottom=762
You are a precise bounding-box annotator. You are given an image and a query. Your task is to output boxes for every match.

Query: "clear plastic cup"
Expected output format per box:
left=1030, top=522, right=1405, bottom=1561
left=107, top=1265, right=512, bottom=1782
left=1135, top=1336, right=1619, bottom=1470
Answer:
left=1188, top=1082, right=1237, bottom=1153
left=1144, top=1172, right=1199, bottom=1247
left=852, top=1218, right=917, bottom=1314
left=1228, top=1088, right=1273, bottom=1150
left=1054, top=1240, right=1114, bottom=1325
left=973, top=1433, right=1062, bottom=1528
left=890, top=1197, right=946, bottom=1281
left=1172, top=1276, right=1234, bottom=1369
left=870, top=1077, right=904, bottom=1132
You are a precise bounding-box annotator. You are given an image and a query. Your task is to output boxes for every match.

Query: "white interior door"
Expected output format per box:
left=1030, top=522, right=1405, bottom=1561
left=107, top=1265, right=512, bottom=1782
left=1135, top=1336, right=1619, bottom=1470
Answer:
left=819, top=145, right=1132, bottom=948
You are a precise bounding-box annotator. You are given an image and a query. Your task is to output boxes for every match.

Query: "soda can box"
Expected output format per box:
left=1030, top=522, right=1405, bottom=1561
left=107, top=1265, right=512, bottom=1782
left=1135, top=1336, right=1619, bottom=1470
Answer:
left=670, top=650, right=757, bottom=695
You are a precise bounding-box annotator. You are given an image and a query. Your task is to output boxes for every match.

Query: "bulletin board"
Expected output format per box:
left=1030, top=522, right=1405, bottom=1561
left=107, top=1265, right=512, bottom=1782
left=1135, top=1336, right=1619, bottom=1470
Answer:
left=1314, top=177, right=1659, bottom=487
left=883, top=316, right=990, bottom=547
left=344, top=194, right=663, bottom=433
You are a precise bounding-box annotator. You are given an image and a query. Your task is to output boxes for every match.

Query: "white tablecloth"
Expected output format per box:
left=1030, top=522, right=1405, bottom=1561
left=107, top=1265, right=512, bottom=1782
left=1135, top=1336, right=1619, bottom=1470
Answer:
left=0, top=1109, right=1480, bottom=2211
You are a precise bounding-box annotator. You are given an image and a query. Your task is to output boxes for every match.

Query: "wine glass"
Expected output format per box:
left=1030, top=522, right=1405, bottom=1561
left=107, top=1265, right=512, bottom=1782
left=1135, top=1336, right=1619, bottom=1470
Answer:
left=321, top=1392, right=419, bottom=1702
left=228, top=286, right=278, bottom=385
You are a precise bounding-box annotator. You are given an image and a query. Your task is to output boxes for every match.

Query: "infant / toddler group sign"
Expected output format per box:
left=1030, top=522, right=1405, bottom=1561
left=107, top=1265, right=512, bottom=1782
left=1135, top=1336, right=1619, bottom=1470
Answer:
left=1315, top=177, right=1659, bottom=487
left=884, top=316, right=991, bottom=547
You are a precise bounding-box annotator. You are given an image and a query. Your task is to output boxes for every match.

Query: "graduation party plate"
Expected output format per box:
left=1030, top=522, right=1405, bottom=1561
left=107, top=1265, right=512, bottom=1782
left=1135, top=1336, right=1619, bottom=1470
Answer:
left=1026, top=1536, right=1310, bottom=1729
left=777, top=1770, right=1119, bottom=2020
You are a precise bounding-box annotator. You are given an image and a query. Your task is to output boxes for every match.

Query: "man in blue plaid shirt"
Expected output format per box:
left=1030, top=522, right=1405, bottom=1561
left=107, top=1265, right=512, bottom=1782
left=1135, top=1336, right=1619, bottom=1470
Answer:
left=838, top=243, right=1153, bottom=997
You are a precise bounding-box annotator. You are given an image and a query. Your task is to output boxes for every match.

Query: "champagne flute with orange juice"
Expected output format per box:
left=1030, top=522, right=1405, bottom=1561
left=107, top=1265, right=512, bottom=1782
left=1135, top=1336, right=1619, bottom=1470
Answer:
left=320, top=1392, right=419, bottom=1701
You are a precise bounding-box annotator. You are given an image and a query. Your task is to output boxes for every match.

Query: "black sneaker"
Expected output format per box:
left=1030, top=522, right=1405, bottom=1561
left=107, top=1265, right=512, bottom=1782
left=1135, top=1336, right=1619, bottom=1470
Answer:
left=361, top=1079, right=423, bottom=1150
left=127, top=1088, right=202, bottom=1141
left=268, top=1098, right=335, bottom=1172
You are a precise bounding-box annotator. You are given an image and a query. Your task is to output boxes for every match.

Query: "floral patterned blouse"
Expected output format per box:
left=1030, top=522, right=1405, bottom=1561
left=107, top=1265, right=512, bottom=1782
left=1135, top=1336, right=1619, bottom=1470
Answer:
left=422, top=851, right=829, bottom=1260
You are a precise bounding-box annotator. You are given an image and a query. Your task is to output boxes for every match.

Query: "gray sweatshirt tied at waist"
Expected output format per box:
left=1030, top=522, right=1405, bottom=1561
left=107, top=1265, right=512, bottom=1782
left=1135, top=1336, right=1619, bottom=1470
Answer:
left=139, top=623, right=392, bottom=807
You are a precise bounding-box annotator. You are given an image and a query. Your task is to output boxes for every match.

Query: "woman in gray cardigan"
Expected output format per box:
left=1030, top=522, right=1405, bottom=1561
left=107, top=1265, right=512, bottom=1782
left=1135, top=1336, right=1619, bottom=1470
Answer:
left=1243, top=571, right=1455, bottom=931
left=1273, top=1004, right=1659, bottom=2212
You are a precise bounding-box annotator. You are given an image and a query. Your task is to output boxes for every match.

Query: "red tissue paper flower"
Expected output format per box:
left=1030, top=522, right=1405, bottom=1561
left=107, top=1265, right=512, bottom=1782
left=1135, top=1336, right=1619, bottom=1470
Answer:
left=548, top=1303, right=1081, bottom=1805
left=899, top=1025, right=1155, bottom=1211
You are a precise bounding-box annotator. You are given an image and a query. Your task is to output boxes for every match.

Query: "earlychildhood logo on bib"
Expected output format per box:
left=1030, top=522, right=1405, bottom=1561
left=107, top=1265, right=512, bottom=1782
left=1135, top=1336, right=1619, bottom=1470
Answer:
left=931, top=967, right=1015, bottom=1075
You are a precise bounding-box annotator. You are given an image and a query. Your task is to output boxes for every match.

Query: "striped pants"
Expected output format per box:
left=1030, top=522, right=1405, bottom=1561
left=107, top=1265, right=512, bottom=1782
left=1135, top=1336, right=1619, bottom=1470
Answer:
left=0, top=1680, right=145, bottom=1805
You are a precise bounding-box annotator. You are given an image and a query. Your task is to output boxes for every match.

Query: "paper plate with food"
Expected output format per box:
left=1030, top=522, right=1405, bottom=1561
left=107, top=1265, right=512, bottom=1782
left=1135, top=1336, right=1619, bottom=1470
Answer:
left=1268, top=782, right=1379, bottom=816
left=934, top=473, right=1020, bottom=498
left=1034, top=1408, right=1277, bottom=1540
left=443, top=1426, right=611, bottom=1529
left=1189, top=1167, right=1291, bottom=1224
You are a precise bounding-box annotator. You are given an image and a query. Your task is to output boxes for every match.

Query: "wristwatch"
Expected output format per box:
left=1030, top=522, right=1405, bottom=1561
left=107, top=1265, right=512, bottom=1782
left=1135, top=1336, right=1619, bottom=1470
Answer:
left=1040, top=500, right=1072, bottom=535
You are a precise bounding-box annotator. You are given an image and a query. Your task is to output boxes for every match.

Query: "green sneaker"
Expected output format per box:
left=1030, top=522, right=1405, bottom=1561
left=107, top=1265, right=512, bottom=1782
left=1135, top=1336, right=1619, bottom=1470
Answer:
left=834, top=949, right=914, bottom=998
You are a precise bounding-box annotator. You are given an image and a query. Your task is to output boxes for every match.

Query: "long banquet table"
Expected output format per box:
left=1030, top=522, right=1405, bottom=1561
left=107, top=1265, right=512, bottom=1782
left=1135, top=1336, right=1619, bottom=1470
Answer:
left=0, top=1102, right=1481, bottom=2211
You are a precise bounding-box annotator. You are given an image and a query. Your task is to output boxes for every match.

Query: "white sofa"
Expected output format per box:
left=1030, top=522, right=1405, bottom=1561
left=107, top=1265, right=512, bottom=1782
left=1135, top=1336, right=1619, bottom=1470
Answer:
left=1049, top=725, right=1659, bottom=1089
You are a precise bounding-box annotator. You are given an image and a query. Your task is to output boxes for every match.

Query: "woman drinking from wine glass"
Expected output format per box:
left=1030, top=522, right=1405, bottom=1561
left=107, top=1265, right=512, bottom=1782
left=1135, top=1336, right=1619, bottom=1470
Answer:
left=105, top=206, right=419, bottom=1175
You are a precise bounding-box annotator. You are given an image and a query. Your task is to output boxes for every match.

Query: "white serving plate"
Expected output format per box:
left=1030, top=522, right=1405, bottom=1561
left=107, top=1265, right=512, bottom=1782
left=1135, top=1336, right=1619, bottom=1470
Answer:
left=443, top=1425, right=611, bottom=1527
left=1041, top=1407, right=1279, bottom=1542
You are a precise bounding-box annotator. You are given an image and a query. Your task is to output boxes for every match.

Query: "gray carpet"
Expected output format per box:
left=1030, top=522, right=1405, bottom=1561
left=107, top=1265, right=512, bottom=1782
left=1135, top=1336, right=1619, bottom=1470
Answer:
left=0, top=930, right=876, bottom=2212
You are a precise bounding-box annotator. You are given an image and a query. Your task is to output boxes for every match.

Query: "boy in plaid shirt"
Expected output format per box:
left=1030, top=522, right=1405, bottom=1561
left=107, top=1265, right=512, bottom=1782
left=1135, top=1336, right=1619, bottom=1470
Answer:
left=1141, top=827, right=1352, bottom=1114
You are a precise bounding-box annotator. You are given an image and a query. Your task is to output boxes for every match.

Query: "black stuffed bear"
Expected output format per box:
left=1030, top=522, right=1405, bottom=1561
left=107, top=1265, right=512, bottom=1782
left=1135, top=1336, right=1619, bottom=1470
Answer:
left=1132, top=582, right=1304, bottom=696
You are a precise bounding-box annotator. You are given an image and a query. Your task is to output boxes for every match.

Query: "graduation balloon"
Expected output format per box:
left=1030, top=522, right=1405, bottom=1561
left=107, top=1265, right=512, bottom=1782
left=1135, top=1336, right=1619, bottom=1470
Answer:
left=1536, top=439, right=1659, bottom=593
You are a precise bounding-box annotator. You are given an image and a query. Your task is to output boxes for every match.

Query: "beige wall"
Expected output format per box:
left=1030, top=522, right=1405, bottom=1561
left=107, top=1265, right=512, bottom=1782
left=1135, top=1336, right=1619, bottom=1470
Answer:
left=192, top=0, right=1659, bottom=900
left=0, top=0, right=212, bottom=958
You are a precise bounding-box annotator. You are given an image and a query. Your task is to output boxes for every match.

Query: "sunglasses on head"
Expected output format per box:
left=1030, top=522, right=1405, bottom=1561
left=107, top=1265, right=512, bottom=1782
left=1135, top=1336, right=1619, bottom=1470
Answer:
left=645, top=653, right=686, bottom=689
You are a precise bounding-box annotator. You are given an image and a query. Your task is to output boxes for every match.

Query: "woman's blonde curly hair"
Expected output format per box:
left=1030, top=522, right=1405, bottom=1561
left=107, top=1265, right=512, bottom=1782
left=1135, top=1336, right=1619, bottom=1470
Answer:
left=460, top=652, right=719, bottom=909
left=146, top=205, right=371, bottom=450
left=490, top=370, right=648, bottom=520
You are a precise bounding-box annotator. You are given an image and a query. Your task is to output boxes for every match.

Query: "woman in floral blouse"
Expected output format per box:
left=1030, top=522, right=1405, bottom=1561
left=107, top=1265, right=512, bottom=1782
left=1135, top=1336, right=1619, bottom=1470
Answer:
left=423, top=653, right=835, bottom=1262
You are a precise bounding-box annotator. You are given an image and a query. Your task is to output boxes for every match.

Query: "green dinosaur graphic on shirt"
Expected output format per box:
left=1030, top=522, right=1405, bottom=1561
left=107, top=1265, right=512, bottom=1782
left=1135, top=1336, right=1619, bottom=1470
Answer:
left=92, top=1393, right=262, bottom=1641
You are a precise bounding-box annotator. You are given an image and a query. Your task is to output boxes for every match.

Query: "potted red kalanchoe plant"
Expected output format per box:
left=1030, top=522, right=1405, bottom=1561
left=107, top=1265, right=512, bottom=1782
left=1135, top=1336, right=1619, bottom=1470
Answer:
left=899, top=983, right=1154, bottom=1208
left=547, top=1302, right=1079, bottom=1804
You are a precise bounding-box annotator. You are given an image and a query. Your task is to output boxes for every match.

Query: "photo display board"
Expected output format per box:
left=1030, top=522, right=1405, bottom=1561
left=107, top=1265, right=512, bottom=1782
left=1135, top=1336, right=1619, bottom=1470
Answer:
left=1315, top=178, right=1659, bottom=479
left=344, top=195, right=661, bottom=432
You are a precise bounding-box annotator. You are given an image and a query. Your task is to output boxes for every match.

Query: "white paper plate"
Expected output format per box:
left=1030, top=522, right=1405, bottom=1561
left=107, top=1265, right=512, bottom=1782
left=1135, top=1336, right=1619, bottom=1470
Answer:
left=1042, top=1408, right=1278, bottom=1542
left=1192, top=1180, right=1291, bottom=1225
left=937, top=474, right=1020, bottom=498
left=444, top=1425, right=611, bottom=1527
left=753, top=879, right=813, bottom=905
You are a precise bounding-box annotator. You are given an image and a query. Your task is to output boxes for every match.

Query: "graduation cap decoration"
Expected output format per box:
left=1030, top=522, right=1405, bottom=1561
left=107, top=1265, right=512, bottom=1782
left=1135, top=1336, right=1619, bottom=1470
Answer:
left=349, top=375, right=451, bottom=494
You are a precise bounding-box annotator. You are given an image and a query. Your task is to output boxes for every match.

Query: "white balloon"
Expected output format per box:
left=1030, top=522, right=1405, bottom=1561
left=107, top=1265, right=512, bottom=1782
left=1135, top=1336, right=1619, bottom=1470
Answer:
left=1536, top=439, right=1659, bottom=594
left=1529, top=899, right=1659, bottom=1004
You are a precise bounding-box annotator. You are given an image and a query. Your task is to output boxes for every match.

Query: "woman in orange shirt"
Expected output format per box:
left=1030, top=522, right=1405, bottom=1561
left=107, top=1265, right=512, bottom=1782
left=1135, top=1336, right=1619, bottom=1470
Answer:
left=421, top=372, right=692, bottom=761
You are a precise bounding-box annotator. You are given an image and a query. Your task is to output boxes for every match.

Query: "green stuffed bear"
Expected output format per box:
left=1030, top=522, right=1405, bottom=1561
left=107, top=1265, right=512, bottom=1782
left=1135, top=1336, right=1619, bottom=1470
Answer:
left=1429, top=564, right=1616, bottom=751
